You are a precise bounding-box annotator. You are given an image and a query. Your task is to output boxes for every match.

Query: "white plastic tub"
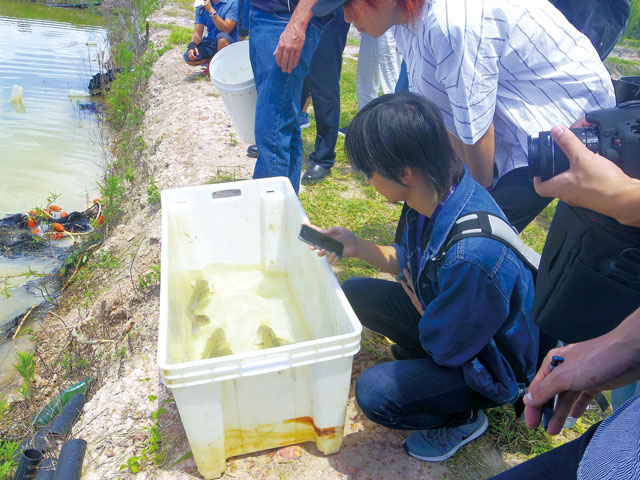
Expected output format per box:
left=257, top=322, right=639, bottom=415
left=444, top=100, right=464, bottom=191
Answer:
left=158, top=177, right=362, bottom=479
left=209, top=40, right=257, bottom=144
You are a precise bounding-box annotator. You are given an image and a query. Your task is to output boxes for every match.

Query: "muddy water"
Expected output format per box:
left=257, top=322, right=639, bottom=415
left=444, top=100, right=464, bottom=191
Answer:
left=168, top=265, right=313, bottom=364
left=0, top=0, right=107, bottom=389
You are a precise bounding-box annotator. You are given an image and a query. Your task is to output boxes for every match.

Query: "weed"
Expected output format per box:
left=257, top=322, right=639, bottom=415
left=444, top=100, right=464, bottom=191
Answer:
left=121, top=407, right=166, bottom=473
left=0, top=439, right=19, bottom=479
left=229, top=132, right=238, bottom=145
left=206, top=169, right=238, bottom=184
left=118, top=347, right=127, bottom=359
left=14, top=351, right=35, bottom=405
left=139, top=263, right=161, bottom=289
left=98, top=251, right=120, bottom=270
left=166, top=25, right=192, bottom=45
left=121, top=455, right=140, bottom=474
left=147, top=177, right=161, bottom=205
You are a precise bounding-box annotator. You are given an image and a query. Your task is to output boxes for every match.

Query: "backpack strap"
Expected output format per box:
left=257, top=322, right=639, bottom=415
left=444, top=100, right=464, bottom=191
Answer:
left=442, top=211, right=541, bottom=273
left=437, top=211, right=540, bottom=396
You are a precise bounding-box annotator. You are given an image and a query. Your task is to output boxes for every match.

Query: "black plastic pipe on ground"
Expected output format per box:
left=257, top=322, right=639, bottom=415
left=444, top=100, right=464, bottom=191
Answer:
left=48, top=393, right=86, bottom=439
left=52, top=439, right=86, bottom=480
left=33, top=458, right=56, bottom=480
left=13, top=448, right=43, bottom=480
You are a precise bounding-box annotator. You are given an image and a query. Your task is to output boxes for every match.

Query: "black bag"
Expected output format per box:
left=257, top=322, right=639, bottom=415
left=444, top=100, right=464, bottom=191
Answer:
left=550, top=0, right=630, bottom=60
left=533, top=201, right=640, bottom=343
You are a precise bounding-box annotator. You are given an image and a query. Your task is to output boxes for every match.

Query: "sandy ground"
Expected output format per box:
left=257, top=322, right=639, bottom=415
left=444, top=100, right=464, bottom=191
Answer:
left=26, top=6, right=512, bottom=480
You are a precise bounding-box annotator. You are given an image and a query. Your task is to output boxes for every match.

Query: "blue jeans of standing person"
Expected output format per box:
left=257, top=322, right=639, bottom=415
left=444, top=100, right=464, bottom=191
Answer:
left=343, top=277, right=498, bottom=430
left=249, top=9, right=323, bottom=194
left=300, top=7, right=350, bottom=169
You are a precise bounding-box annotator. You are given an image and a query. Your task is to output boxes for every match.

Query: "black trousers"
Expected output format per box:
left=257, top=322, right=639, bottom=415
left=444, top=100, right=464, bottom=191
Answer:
left=300, top=8, right=350, bottom=169
left=490, top=166, right=554, bottom=232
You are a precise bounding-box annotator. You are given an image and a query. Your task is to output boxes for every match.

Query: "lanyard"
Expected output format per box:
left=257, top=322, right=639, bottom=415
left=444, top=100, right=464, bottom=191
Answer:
left=413, top=184, right=457, bottom=310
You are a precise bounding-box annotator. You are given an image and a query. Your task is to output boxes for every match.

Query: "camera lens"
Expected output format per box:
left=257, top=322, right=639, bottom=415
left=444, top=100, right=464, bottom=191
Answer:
left=527, top=135, right=541, bottom=179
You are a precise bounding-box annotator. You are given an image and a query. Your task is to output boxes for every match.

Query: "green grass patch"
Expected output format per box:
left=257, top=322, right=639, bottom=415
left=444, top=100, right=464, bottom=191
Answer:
left=166, top=25, right=193, bottom=45
left=605, top=56, right=640, bottom=77
left=520, top=199, right=557, bottom=254
left=346, top=36, right=360, bottom=47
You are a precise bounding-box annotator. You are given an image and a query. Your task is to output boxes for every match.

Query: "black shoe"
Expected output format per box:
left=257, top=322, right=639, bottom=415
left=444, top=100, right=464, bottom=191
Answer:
left=247, top=144, right=258, bottom=158
left=301, top=163, right=331, bottom=185
left=338, top=126, right=348, bottom=137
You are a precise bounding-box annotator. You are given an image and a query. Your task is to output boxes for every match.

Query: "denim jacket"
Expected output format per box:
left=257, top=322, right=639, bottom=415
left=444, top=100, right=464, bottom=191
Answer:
left=394, top=168, right=539, bottom=404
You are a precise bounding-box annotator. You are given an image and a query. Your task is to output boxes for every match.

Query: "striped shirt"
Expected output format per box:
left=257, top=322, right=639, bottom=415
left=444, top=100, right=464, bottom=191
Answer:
left=578, top=393, right=640, bottom=479
left=392, top=0, right=616, bottom=178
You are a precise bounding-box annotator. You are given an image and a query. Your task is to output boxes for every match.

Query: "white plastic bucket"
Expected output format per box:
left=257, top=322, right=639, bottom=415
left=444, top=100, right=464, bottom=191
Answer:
left=210, top=40, right=256, bottom=144
left=159, top=178, right=362, bottom=479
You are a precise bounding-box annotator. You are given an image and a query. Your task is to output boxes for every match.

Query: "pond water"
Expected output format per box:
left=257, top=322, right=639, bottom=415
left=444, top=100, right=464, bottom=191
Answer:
left=0, top=0, right=108, bottom=386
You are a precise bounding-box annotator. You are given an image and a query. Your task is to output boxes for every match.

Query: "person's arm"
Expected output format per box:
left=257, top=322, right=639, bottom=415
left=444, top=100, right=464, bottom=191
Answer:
left=523, top=306, right=640, bottom=435
left=534, top=125, right=640, bottom=227
left=188, top=23, right=206, bottom=60
left=274, top=0, right=317, bottom=73
left=204, top=0, right=237, bottom=33
left=460, top=122, right=495, bottom=189
left=307, top=225, right=400, bottom=275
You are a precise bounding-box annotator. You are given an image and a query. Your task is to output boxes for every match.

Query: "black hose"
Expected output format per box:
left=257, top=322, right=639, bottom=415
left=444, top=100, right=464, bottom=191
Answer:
left=52, top=439, right=86, bottom=480
left=33, top=458, right=56, bottom=480
left=48, top=393, right=86, bottom=439
left=13, top=448, right=42, bottom=480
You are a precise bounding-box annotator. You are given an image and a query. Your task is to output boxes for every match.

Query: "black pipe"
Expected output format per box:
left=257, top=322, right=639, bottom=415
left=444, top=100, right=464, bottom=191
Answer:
left=13, top=448, right=42, bottom=480
left=33, top=458, right=56, bottom=480
left=48, top=393, right=86, bottom=439
left=52, top=439, right=86, bottom=480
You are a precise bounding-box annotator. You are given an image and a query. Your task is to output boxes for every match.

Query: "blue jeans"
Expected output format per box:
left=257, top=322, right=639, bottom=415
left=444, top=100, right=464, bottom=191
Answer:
left=249, top=9, right=323, bottom=193
left=344, top=277, right=498, bottom=430
left=183, top=33, right=235, bottom=62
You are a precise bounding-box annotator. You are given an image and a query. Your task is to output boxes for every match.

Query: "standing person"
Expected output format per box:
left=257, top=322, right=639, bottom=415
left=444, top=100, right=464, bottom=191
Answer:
left=300, top=7, right=351, bottom=185
left=184, top=0, right=239, bottom=72
left=356, top=31, right=401, bottom=110
left=308, top=93, right=539, bottom=461
left=312, top=0, right=616, bottom=231
left=248, top=0, right=326, bottom=194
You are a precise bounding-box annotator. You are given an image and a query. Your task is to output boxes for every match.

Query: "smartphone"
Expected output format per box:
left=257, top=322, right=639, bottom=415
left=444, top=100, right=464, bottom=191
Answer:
left=298, top=225, right=344, bottom=259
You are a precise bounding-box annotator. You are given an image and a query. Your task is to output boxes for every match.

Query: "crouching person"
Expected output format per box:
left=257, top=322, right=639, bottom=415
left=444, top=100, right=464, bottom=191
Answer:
left=310, top=93, right=539, bottom=461
left=184, top=0, right=239, bottom=71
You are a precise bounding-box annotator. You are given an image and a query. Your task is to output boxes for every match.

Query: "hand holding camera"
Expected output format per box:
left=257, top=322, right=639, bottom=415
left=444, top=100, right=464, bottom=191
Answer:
left=528, top=103, right=640, bottom=227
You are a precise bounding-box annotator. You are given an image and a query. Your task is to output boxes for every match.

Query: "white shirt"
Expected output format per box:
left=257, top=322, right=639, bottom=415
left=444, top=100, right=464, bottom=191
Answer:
left=393, top=0, right=616, bottom=178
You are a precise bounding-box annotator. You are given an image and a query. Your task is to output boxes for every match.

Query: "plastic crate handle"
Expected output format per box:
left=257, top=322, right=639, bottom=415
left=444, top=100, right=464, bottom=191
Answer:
left=239, top=355, right=292, bottom=376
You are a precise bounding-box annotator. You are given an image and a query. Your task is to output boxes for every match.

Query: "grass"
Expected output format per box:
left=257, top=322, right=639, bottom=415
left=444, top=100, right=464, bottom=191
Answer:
left=605, top=56, right=640, bottom=77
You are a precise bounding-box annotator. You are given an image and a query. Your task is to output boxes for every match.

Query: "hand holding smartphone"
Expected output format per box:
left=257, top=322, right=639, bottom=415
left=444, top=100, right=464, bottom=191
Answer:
left=298, top=224, right=344, bottom=259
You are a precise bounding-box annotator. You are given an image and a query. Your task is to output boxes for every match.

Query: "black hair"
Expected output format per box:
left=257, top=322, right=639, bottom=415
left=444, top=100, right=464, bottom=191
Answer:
left=344, top=92, right=464, bottom=200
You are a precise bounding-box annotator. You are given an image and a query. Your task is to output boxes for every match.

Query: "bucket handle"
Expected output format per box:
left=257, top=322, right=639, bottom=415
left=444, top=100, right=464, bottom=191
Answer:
left=240, top=354, right=291, bottom=375
left=212, top=189, right=241, bottom=199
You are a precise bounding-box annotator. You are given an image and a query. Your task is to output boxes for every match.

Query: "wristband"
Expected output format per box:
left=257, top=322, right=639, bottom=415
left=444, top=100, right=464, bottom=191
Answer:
left=188, top=42, right=197, bottom=51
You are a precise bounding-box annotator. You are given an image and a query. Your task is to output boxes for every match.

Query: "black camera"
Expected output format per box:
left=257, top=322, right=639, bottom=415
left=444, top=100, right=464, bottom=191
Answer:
left=528, top=102, right=640, bottom=181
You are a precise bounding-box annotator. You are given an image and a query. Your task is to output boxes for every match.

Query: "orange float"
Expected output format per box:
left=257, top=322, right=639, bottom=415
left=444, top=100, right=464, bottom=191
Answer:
left=53, top=223, right=65, bottom=232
